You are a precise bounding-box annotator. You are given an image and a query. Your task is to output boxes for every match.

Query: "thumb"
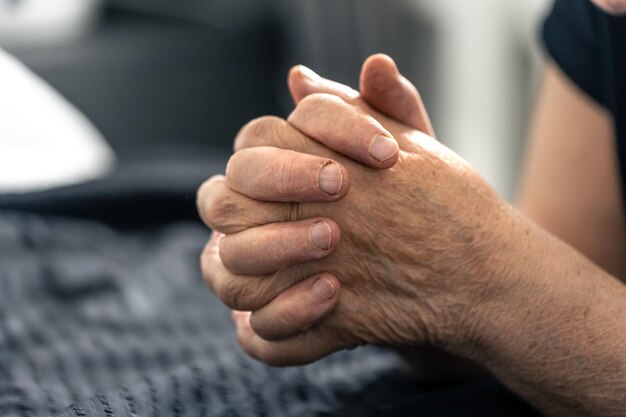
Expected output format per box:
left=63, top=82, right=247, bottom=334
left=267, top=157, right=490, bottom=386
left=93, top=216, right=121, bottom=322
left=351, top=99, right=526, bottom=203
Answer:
left=360, top=54, right=435, bottom=136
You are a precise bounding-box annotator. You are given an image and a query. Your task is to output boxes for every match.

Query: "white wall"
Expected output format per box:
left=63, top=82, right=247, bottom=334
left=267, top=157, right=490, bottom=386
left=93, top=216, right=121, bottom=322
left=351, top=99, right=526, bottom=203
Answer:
left=274, top=0, right=554, bottom=199
left=404, top=0, right=553, bottom=199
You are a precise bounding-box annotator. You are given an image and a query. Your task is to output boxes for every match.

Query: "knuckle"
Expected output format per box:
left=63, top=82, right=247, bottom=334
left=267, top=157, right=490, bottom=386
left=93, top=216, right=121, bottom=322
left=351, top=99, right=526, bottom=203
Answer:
left=261, top=232, right=291, bottom=270
left=220, top=245, right=257, bottom=277
left=273, top=263, right=315, bottom=290
left=224, top=152, right=241, bottom=180
left=299, top=92, right=341, bottom=110
left=276, top=156, right=297, bottom=199
left=196, top=176, right=223, bottom=222
left=196, top=179, right=210, bottom=210
left=323, top=112, right=343, bottom=140
left=221, top=200, right=244, bottom=227
left=236, top=116, right=286, bottom=149
left=236, top=334, right=283, bottom=367
left=216, top=278, right=241, bottom=309
left=203, top=192, right=235, bottom=232
left=203, top=198, right=228, bottom=231
left=236, top=330, right=252, bottom=355
left=217, top=278, right=260, bottom=311
left=283, top=202, right=303, bottom=223
left=280, top=306, right=307, bottom=332
left=235, top=326, right=261, bottom=361
left=294, top=94, right=349, bottom=139
left=296, top=93, right=318, bottom=110
left=256, top=345, right=286, bottom=367
left=199, top=244, right=217, bottom=290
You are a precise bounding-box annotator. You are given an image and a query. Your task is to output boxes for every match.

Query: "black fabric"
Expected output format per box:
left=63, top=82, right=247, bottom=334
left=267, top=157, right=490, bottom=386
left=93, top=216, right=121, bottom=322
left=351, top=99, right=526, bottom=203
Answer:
left=0, top=150, right=229, bottom=229
left=10, top=10, right=283, bottom=155
left=0, top=157, right=540, bottom=416
left=543, top=0, right=626, bottom=195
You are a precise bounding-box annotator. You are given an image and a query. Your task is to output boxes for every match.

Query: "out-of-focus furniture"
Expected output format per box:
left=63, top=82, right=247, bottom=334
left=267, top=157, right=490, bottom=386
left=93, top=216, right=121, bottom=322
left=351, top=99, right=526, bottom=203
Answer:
left=271, top=0, right=551, bottom=198
left=414, top=0, right=552, bottom=198
left=6, top=6, right=283, bottom=164
left=0, top=49, right=115, bottom=193
left=5, top=0, right=553, bottom=198
left=0, top=0, right=103, bottom=47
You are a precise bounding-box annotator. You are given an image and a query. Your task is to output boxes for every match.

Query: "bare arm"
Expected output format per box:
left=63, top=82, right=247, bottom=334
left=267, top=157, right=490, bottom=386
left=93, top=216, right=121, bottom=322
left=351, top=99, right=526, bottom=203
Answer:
left=464, top=206, right=626, bottom=416
left=468, top=62, right=626, bottom=415
left=518, top=62, right=626, bottom=281
left=405, top=61, right=626, bottom=389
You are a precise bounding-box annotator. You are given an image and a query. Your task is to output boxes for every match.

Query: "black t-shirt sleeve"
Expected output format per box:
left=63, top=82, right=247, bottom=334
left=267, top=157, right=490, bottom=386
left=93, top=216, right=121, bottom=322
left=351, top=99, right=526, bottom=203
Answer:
left=542, top=0, right=609, bottom=107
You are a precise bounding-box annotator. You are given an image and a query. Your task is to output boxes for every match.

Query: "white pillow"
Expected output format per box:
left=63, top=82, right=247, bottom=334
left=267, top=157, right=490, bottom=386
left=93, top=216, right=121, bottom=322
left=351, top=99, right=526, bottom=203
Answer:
left=0, top=0, right=102, bottom=48
left=0, top=49, right=115, bottom=193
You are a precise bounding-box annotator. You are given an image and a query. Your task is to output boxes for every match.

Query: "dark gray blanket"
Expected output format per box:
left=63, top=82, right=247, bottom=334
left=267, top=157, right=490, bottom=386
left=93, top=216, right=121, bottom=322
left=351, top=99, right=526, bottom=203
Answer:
left=0, top=158, right=539, bottom=417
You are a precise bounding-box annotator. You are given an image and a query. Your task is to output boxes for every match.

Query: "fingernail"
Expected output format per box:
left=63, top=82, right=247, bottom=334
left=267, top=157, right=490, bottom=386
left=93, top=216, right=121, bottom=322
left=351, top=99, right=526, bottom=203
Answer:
left=313, top=277, right=335, bottom=301
left=319, top=163, right=343, bottom=195
left=299, top=65, right=322, bottom=82
left=369, top=135, right=398, bottom=163
left=310, top=221, right=332, bottom=250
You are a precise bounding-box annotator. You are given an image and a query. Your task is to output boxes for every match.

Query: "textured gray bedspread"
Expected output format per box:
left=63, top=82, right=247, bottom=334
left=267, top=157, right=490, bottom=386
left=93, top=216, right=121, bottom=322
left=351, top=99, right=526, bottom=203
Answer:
left=0, top=160, right=539, bottom=417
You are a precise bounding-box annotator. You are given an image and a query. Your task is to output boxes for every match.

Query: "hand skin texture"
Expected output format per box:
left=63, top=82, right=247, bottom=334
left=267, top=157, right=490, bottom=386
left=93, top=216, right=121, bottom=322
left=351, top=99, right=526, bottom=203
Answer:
left=197, top=56, right=626, bottom=416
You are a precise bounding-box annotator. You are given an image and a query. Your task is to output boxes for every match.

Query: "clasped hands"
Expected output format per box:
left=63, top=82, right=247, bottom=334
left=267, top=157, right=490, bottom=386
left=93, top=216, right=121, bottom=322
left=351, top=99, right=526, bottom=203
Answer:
left=197, top=54, right=518, bottom=366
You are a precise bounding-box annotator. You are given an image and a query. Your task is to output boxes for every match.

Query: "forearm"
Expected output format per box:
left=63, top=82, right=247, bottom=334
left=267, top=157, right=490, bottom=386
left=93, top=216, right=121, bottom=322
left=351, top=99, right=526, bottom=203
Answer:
left=463, top=213, right=626, bottom=416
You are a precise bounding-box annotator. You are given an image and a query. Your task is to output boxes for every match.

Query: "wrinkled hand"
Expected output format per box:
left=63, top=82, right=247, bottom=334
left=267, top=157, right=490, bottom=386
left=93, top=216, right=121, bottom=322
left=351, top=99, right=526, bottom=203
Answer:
left=197, top=55, right=514, bottom=366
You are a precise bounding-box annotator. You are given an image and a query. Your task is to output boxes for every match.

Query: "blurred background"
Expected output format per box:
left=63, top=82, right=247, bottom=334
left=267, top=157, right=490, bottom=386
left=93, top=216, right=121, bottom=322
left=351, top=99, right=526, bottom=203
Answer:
left=0, top=0, right=553, bottom=199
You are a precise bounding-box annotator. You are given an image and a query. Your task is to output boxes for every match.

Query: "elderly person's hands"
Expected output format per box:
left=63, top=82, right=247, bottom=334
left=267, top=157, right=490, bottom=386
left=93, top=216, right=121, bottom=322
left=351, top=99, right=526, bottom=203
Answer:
left=197, top=55, right=522, bottom=366
left=197, top=48, right=626, bottom=416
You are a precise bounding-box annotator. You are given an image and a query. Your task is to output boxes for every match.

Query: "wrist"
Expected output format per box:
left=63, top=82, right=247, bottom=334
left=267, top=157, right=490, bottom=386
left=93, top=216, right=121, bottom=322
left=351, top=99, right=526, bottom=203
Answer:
left=449, top=213, right=626, bottom=415
left=454, top=209, right=626, bottom=369
left=447, top=209, right=556, bottom=359
left=426, top=203, right=531, bottom=355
